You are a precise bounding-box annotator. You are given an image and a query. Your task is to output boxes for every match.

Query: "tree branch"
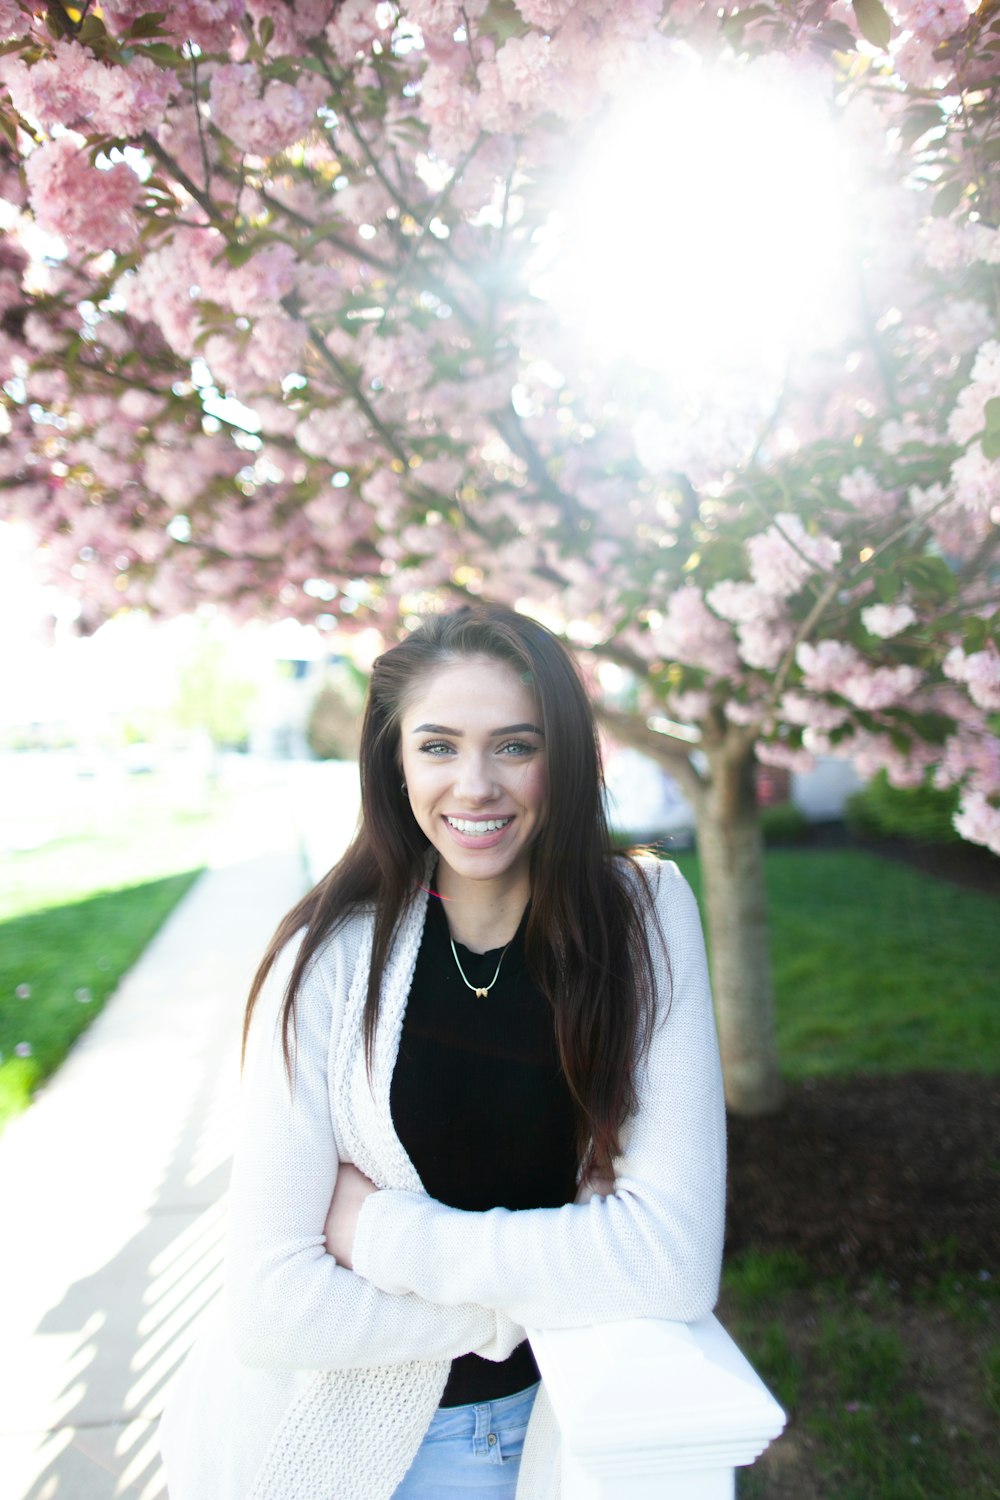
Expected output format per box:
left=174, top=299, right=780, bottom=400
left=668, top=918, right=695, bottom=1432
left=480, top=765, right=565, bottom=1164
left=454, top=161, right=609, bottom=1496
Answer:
left=288, top=297, right=410, bottom=467
left=139, top=133, right=228, bottom=229
left=595, top=704, right=707, bottom=804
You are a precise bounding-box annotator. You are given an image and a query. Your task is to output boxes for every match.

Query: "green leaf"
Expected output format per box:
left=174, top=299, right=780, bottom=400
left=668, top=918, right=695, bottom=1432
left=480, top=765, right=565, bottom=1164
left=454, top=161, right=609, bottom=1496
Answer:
left=899, top=104, right=944, bottom=148
left=903, top=555, right=958, bottom=600
left=982, top=429, right=1000, bottom=461
left=963, top=616, right=991, bottom=651
left=124, top=11, right=170, bottom=39
left=136, top=41, right=185, bottom=66
left=77, top=15, right=109, bottom=45
left=875, top=569, right=901, bottom=603
left=908, top=713, right=951, bottom=745
left=852, top=0, right=891, bottom=49
left=932, top=178, right=965, bottom=217
left=477, top=0, right=530, bottom=44
left=984, top=395, right=1000, bottom=432
left=259, top=15, right=274, bottom=48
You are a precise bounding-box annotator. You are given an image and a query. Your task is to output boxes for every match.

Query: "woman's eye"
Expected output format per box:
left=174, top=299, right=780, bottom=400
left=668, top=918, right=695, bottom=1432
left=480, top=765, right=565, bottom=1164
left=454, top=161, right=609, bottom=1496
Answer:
left=419, top=741, right=454, bottom=756
left=498, top=739, right=536, bottom=757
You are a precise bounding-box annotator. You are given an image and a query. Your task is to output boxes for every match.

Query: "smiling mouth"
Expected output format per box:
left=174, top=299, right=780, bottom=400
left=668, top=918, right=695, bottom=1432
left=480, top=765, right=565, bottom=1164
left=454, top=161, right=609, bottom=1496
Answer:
left=445, top=816, right=513, bottom=835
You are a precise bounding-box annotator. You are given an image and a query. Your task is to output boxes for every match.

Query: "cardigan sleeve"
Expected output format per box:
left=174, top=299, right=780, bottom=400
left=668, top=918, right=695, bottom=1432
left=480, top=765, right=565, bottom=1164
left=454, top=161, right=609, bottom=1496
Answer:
left=351, top=862, right=727, bottom=1331
left=225, top=928, right=525, bottom=1370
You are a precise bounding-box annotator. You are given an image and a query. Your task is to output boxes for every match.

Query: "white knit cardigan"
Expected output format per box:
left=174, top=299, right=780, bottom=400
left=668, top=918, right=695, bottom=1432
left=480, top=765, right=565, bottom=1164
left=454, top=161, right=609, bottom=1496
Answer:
left=158, top=857, right=726, bottom=1500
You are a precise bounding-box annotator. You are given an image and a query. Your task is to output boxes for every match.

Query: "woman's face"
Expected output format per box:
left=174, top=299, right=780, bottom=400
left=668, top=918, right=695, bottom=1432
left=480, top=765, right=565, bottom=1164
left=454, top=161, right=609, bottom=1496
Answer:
left=398, top=654, right=548, bottom=898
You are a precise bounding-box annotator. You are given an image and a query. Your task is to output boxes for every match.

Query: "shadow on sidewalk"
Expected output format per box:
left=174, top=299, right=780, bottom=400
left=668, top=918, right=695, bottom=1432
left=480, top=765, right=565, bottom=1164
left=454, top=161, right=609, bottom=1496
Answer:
left=22, top=1015, right=235, bottom=1499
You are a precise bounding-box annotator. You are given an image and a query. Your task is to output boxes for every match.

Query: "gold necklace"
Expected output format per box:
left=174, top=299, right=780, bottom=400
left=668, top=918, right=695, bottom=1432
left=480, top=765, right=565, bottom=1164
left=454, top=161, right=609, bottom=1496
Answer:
left=449, top=936, right=511, bottom=998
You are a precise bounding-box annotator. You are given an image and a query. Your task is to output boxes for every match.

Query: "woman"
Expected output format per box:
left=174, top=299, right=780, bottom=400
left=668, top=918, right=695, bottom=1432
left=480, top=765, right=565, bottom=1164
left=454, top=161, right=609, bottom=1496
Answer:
left=159, top=604, right=726, bottom=1500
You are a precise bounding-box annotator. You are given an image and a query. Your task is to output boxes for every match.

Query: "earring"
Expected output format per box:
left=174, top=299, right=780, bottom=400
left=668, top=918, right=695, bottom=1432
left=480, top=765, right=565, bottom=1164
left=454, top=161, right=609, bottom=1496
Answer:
left=400, top=781, right=408, bottom=796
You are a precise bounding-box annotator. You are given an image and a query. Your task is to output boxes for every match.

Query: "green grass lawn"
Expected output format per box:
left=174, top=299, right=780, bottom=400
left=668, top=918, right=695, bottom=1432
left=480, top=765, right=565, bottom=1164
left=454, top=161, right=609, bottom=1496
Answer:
left=0, top=768, right=243, bottom=1130
left=672, top=846, right=1000, bottom=1500
left=0, top=872, right=202, bottom=1127
left=673, top=848, right=999, bottom=1077
left=725, top=1251, right=1000, bottom=1500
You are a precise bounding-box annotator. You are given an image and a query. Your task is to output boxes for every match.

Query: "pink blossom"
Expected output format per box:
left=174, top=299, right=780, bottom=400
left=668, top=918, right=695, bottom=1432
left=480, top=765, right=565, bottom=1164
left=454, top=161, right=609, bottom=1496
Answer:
left=0, top=0, right=24, bottom=39
left=706, top=579, right=775, bottom=624
left=102, top=0, right=244, bottom=51
left=839, top=468, right=887, bottom=510
left=878, top=415, right=945, bottom=455
left=2, top=44, right=91, bottom=131
left=3, top=41, right=173, bottom=136
left=25, top=137, right=140, bottom=254
left=649, top=586, right=739, bottom=676
left=494, top=33, right=558, bottom=116
left=933, top=727, right=1000, bottom=793
left=326, top=0, right=390, bottom=59
left=779, top=692, right=849, bottom=731
left=23, top=311, right=68, bottom=354
left=247, top=0, right=337, bottom=50
left=756, top=740, right=815, bottom=773
left=953, top=791, right=1000, bottom=856
left=210, top=63, right=327, bottom=156
left=724, top=699, right=768, bottom=727
left=246, top=313, right=308, bottom=385
left=950, top=445, right=1000, bottom=516
left=839, top=727, right=936, bottom=788
left=919, top=218, right=966, bottom=274
left=666, top=689, right=712, bottom=721
left=970, top=339, right=1000, bottom=387
left=967, top=224, right=1000, bottom=265
left=296, top=405, right=370, bottom=461
left=226, top=244, right=299, bottom=312
left=935, top=300, right=994, bottom=354
left=942, top=645, right=1000, bottom=710
left=892, top=35, right=954, bottom=89
left=948, top=379, right=1000, bottom=447
left=839, top=663, right=923, bottom=710
left=400, top=0, right=467, bottom=32
left=737, top=617, right=794, bottom=671
left=747, top=514, right=841, bottom=597
left=891, top=0, right=973, bottom=44
left=861, top=603, right=917, bottom=638
left=796, top=638, right=862, bottom=693
left=419, top=57, right=482, bottom=158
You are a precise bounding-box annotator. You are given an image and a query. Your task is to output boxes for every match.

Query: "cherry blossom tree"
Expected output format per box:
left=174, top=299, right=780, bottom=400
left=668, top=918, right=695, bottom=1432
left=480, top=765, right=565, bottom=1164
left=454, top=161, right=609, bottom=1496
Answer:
left=1, top=0, right=998, bottom=1113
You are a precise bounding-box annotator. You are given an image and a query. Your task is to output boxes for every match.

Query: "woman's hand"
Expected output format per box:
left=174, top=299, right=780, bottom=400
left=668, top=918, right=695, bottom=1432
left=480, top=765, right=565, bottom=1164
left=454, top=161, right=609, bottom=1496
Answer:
left=324, top=1162, right=378, bottom=1269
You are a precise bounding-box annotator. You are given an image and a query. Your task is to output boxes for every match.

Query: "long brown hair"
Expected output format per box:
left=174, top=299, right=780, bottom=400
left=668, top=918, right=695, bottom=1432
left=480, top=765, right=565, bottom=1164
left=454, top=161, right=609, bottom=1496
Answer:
left=243, top=603, right=663, bottom=1175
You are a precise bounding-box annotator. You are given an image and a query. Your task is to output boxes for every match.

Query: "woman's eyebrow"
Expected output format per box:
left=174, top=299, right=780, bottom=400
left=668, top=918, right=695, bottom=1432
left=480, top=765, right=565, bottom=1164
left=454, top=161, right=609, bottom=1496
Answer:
left=410, top=722, right=544, bottom=736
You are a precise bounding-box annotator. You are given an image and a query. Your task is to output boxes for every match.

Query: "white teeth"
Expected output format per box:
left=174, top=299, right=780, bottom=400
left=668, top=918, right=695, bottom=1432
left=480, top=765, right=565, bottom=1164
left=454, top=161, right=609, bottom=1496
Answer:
left=446, top=817, right=512, bottom=835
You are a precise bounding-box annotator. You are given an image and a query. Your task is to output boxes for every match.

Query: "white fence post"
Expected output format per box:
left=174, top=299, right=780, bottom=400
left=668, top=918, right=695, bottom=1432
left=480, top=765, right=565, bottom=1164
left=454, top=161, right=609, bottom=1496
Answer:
left=528, top=1315, right=786, bottom=1498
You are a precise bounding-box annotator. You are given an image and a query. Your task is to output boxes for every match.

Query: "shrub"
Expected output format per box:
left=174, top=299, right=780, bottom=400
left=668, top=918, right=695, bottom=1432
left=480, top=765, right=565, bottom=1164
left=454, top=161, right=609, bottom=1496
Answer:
left=759, top=802, right=811, bottom=845
left=306, top=665, right=366, bottom=760
left=845, top=771, right=960, bottom=845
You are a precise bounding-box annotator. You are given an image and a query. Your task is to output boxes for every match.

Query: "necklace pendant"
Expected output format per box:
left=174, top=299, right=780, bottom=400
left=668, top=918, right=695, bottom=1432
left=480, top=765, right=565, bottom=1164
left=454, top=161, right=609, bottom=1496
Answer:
left=476, top=987, right=488, bottom=998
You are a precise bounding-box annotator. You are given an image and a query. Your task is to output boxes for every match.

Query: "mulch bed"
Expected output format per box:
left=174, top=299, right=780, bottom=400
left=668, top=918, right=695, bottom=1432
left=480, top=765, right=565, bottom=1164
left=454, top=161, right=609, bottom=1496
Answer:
left=726, top=833, right=999, bottom=1287
left=726, top=1071, right=1000, bottom=1286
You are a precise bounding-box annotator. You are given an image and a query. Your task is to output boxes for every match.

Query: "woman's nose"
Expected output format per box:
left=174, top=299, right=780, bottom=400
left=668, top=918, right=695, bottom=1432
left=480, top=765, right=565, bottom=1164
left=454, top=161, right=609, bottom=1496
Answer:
left=453, top=754, right=496, bottom=802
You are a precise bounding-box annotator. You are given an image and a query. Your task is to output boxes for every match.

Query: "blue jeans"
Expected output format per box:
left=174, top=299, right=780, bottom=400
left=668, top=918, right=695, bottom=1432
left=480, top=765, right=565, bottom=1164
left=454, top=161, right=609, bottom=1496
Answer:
left=391, top=1382, right=540, bottom=1497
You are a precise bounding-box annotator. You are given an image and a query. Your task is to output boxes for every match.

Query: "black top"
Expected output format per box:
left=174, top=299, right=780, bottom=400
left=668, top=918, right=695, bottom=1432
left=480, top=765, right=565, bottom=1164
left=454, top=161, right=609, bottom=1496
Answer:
left=390, top=894, right=579, bottom=1406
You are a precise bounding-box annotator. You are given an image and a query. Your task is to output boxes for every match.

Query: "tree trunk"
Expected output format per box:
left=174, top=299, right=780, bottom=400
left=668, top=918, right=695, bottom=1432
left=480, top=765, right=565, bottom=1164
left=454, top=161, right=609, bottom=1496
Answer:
left=695, top=742, right=785, bottom=1116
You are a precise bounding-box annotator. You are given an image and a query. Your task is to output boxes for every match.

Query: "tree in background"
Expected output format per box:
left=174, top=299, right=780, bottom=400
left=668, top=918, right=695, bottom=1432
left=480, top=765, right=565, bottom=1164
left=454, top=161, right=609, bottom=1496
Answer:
left=1, top=0, right=997, bottom=1112
left=173, top=624, right=261, bottom=749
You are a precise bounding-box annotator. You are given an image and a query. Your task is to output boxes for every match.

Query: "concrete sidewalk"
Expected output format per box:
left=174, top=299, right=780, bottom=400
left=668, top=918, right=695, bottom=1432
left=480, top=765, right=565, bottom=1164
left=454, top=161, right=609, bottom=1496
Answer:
left=0, top=826, right=309, bottom=1499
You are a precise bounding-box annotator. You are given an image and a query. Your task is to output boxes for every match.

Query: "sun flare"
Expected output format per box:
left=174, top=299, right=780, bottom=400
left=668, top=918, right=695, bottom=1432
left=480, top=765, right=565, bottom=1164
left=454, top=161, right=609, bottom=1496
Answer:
left=533, top=56, right=857, bottom=402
